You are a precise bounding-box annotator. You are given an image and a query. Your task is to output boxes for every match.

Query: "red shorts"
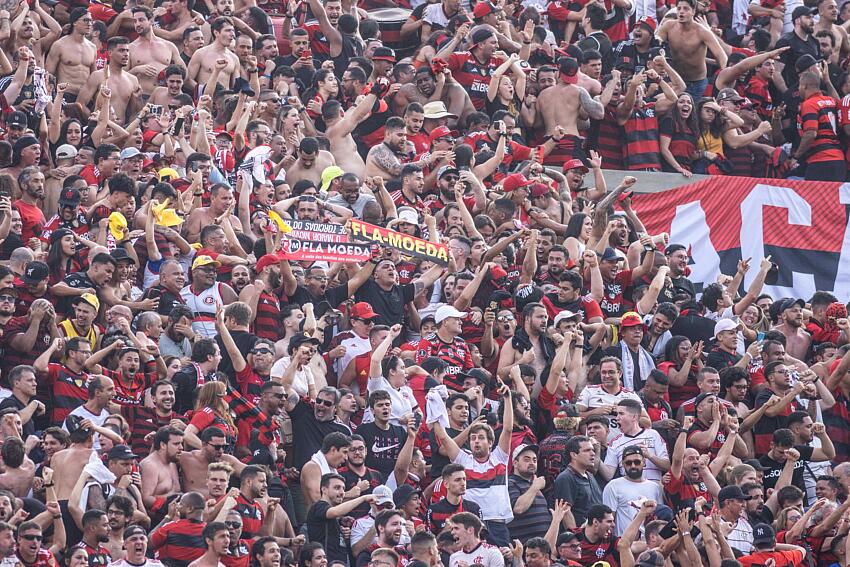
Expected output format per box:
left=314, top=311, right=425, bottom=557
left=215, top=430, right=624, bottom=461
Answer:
left=543, top=134, right=587, bottom=167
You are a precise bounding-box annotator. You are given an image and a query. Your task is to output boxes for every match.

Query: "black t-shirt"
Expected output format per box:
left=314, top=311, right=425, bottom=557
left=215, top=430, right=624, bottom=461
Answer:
left=215, top=330, right=259, bottom=384
left=706, top=347, right=741, bottom=370
left=142, top=285, right=185, bottom=318
left=338, top=465, right=384, bottom=518
left=354, top=280, right=415, bottom=329
left=288, top=284, right=350, bottom=315
left=357, top=421, right=407, bottom=479
left=306, top=500, right=348, bottom=565
left=58, top=271, right=97, bottom=315
left=428, top=426, right=464, bottom=478
left=290, top=399, right=351, bottom=468
left=759, top=445, right=814, bottom=494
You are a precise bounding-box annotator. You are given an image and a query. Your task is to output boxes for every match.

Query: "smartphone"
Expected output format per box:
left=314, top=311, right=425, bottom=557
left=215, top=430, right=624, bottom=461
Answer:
left=149, top=105, right=163, bottom=116
left=299, top=49, right=312, bottom=59
left=412, top=413, right=422, bottom=430
left=190, top=161, right=199, bottom=173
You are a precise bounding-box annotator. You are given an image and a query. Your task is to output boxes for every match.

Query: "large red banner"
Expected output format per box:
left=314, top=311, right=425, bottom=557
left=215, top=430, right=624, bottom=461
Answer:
left=632, top=177, right=850, bottom=301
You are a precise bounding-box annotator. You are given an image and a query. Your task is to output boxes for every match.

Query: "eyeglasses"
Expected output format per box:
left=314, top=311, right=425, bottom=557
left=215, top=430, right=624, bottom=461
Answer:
left=208, top=444, right=227, bottom=450
left=20, top=534, right=42, bottom=541
left=443, top=176, right=459, bottom=182
left=0, top=295, right=15, bottom=303
left=253, top=348, right=273, bottom=355
left=350, top=446, right=366, bottom=452
left=316, top=398, right=335, bottom=407
left=224, top=521, right=242, bottom=528
left=353, top=318, right=375, bottom=325
left=264, top=98, right=281, bottom=104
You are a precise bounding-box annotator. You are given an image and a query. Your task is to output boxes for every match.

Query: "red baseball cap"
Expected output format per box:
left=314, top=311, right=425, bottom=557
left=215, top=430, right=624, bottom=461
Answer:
left=502, top=173, right=533, bottom=192
left=633, top=16, right=657, bottom=33
left=350, top=302, right=379, bottom=320
left=563, top=158, right=589, bottom=173
left=472, top=1, right=498, bottom=18
left=429, top=125, right=453, bottom=143
left=529, top=183, right=550, bottom=198
left=620, top=312, right=644, bottom=328
left=255, top=254, right=281, bottom=273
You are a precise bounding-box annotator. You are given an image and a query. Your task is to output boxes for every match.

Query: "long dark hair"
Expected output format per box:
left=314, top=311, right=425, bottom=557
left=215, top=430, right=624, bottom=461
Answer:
left=58, top=118, right=84, bottom=148
left=564, top=212, right=589, bottom=240
left=664, top=335, right=691, bottom=368
left=672, top=93, right=699, bottom=137
left=46, top=234, right=76, bottom=281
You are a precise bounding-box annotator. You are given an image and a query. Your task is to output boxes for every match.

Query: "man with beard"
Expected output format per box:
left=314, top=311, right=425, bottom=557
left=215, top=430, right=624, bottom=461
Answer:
left=45, top=8, right=97, bottom=98
left=365, top=117, right=409, bottom=181
left=537, top=246, right=569, bottom=286
left=667, top=416, right=721, bottom=510
left=772, top=298, right=813, bottom=360
left=53, top=252, right=117, bottom=317
left=427, top=464, right=482, bottom=535
left=77, top=38, right=142, bottom=123
left=13, top=166, right=45, bottom=242
left=180, top=256, right=238, bottom=339
left=602, top=446, right=663, bottom=535
left=388, top=166, right=427, bottom=218
left=232, top=466, right=270, bottom=541
left=139, top=426, right=184, bottom=512
left=180, top=429, right=246, bottom=497
left=123, top=380, right=185, bottom=459
left=59, top=293, right=101, bottom=351
left=150, top=492, right=208, bottom=566
left=663, top=244, right=696, bottom=298
left=416, top=306, right=474, bottom=393
left=338, top=435, right=384, bottom=520
left=237, top=256, right=283, bottom=343
left=544, top=270, right=605, bottom=324
left=158, top=306, right=194, bottom=360
left=76, top=510, right=112, bottom=567
left=613, top=17, right=660, bottom=76
left=15, top=520, right=66, bottom=567
left=776, top=7, right=820, bottom=87
left=355, top=258, right=443, bottom=329
left=498, top=302, right=554, bottom=387
left=325, top=173, right=378, bottom=220
left=308, top=473, right=377, bottom=564
left=393, top=67, right=472, bottom=128
left=186, top=187, right=244, bottom=246
left=112, top=525, right=164, bottom=567
left=127, top=7, right=185, bottom=96
left=250, top=538, right=280, bottom=567
left=1, top=136, right=41, bottom=191
left=355, top=510, right=408, bottom=567
left=508, top=444, right=550, bottom=541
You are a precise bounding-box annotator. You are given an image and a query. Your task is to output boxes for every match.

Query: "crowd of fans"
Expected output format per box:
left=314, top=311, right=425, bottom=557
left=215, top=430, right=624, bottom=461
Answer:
left=0, top=0, right=848, bottom=567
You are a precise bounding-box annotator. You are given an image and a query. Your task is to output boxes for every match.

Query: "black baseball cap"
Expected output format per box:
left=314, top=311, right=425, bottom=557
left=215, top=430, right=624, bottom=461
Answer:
left=59, top=186, right=82, bottom=207
left=108, top=444, right=138, bottom=461
left=22, top=261, right=49, bottom=285
left=288, top=332, right=321, bottom=355
left=111, top=248, right=135, bottom=265
left=6, top=111, right=27, bottom=129
left=718, top=485, right=752, bottom=503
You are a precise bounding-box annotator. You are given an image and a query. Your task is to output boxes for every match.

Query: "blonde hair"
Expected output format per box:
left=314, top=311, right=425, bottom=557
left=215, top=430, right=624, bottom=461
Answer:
left=195, top=381, right=236, bottom=434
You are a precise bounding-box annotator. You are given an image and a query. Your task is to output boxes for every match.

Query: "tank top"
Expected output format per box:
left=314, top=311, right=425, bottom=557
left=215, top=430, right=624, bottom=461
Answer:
left=180, top=283, right=224, bottom=338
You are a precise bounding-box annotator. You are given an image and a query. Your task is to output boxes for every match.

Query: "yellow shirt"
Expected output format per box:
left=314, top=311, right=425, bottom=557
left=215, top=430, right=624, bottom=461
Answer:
left=698, top=130, right=724, bottom=156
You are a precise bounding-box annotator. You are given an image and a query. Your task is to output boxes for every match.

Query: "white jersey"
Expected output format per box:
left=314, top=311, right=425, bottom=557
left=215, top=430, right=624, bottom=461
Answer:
left=450, top=543, right=505, bottom=567
left=576, top=385, right=642, bottom=440
left=180, top=283, right=225, bottom=338
left=602, top=477, right=664, bottom=536
left=453, top=447, right=513, bottom=522
left=604, top=428, right=669, bottom=482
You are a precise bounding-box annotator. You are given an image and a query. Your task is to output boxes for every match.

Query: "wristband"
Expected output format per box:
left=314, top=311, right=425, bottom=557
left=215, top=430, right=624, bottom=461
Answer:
left=43, top=483, right=54, bottom=487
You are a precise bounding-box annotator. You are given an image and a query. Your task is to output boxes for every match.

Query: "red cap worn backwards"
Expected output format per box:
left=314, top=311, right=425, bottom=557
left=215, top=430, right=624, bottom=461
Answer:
left=558, top=56, right=579, bottom=84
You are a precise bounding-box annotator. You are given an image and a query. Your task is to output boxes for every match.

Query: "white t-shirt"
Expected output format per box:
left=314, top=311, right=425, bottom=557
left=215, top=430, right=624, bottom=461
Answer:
left=64, top=405, right=111, bottom=450
left=602, top=477, right=665, bottom=535
left=363, top=376, right=418, bottom=426
left=270, top=357, right=315, bottom=398
left=450, top=543, right=505, bottom=567
left=576, top=385, right=642, bottom=440
left=453, top=447, right=513, bottom=521
left=604, top=428, right=669, bottom=481
left=334, top=332, right=371, bottom=380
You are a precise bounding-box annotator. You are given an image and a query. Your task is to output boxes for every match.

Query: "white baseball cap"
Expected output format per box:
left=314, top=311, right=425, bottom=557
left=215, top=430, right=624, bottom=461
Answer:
left=714, top=318, right=742, bottom=338
left=554, top=310, right=581, bottom=327
left=372, top=485, right=393, bottom=505
left=435, top=305, right=467, bottom=324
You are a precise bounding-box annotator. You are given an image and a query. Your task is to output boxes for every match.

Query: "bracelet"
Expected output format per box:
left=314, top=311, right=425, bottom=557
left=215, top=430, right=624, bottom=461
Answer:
left=522, top=41, right=531, bottom=44
left=43, top=483, right=54, bottom=487
left=52, top=514, right=61, bottom=520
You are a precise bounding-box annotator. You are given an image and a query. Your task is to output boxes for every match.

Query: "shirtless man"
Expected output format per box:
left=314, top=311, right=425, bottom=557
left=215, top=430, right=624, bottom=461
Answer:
left=657, top=0, right=728, bottom=101
left=153, top=0, right=204, bottom=44
left=189, top=523, right=229, bottom=567
left=206, top=462, right=234, bottom=502
left=179, top=428, right=245, bottom=497
left=533, top=57, right=603, bottom=166
left=184, top=185, right=243, bottom=244
left=773, top=299, right=813, bottom=361
left=0, top=437, right=35, bottom=498
left=51, top=416, right=96, bottom=501
left=392, top=66, right=474, bottom=128
left=129, top=6, right=186, bottom=96
left=188, top=17, right=240, bottom=92
left=77, top=37, right=142, bottom=123
left=365, top=117, right=409, bottom=181
left=284, top=137, right=336, bottom=188
left=321, top=90, right=380, bottom=180
left=815, top=0, right=850, bottom=63
left=44, top=8, right=97, bottom=98
left=139, top=426, right=184, bottom=512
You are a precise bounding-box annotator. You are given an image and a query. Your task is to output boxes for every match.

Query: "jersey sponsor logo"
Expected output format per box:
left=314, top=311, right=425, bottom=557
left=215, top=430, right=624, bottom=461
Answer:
left=372, top=442, right=400, bottom=453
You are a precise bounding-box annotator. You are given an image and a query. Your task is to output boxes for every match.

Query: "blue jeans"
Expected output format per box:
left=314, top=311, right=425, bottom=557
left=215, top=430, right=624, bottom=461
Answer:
left=485, top=520, right=511, bottom=546
left=685, top=78, right=708, bottom=102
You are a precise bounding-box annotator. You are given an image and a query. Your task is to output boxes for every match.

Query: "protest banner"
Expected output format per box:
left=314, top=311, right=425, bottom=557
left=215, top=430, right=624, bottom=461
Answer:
left=348, top=219, right=449, bottom=266
left=279, top=238, right=372, bottom=263
left=286, top=220, right=348, bottom=243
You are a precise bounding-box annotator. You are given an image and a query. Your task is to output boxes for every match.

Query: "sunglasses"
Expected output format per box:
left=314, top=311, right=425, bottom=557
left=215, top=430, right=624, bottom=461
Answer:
left=224, top=521, right=242, bottom=528
left=316, top=399, right=334, bottom=407
left=20, top=534, right=42, bottom=541
left=0, top=295, right=15, bottom=303
left=497, top=315, right=515, bottom=322
left=623, top=459, right=642, bottom=466
left=271, top=393, right=286, bottom=399
left=252, top=348, right=273, bottom=355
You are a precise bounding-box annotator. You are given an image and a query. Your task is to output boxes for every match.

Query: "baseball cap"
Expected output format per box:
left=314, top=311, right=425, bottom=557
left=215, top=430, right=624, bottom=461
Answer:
left=320, top=165, right=344, bottom=192
left=473, top=0, right=498, bottom=18
left=72, top=292, right=101, bottom=312
left=554, top=310, right=581, bottom=327
left=622, top=445, right=644, bottom=459
left=107, top=444, right=138, bottom=461
left=429, top=125, right=453, bottom=143
left=743, top=458, right=769, bottom=472
left=693, top=392, right=715, bottom=411
left=502, top=173, right=533, bottom=192
left=529, top=183, right=550, bottom=198
left=752, top=523, right=776, bottom=546
left=716, top=88, right=744, bottom=103
left=372, top=485, right=394, bottom=505
left=120, top=147, right=142, bottom=160
left=288, top=332, right=321, bottom=353
left=714, top=318, right=742, bottom=337
left=470, top=28, right=495, bottom=48
left=192, top=255, right=222, bottom=270
left=12, top=135, right=39, bottom=165
left=437, top=165, right=459, bottom=179
left=6, top=111, right=27, bottom=129
left=372, top=46, right=396, bottom=62
left=563, top=158, right=589, bottom=173
left=124, top=526, right=147, bottom=540
left=636, top=550, right=665, bottom=567
left=22, top=261, right=49, bottom=285
left=795, top=54, right=818, bottom=74
left=718, top=484, right=752, bottom=503
left=255, top=254, right=281, bottom=273
left=512, top=443, right=539, bottom=461
left=396, top=207, right=419, bottom=225
left=769, top=297, right=805, bottom=321
left=633, top=15, right=657, bottom=32
left=49, top=228, right=74, bottom=245
left=557, top=56, right=580, bottom=84
left=350, top=302, right=379, bottom=320
left=159, top=167, right=179, bottom=183
left=792, top=5, right=814, bottom=20
left=620, top=311, right=643, bottom=328
left=59, top=186, right=82, bottom=207
left=110, top=248, right=135, bottom=265
left=600, top=247, right=624, bottom=262
left=435, top=305, right=467, bottom=324
left=55, top=144, right=78, bottom=160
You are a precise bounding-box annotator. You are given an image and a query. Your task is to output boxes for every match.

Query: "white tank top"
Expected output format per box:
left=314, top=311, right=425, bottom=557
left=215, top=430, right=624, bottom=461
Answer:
left=180, top=283, right=224, bottom=338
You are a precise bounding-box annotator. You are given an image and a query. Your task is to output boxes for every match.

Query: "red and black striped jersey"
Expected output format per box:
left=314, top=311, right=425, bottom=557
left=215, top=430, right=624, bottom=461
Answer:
left=233, top=494, right=264, bottom=539
left=253, top=290, right=281, bottom=342
left=426, top=497, right=482, bottom=534
left=150, top=518, right=206, bottom=567
left=798, top=94, right=844, bottom=163
left=221, top=541, right=251, bottom=567
left=575, top=529, right=620, bottom=567
left=122, top=406, right=185, bottom=458
left=414, top=334, right=474, bottom=392
left=2, top=316, right=53, bottom=379
left=75, top=542, right=111, bottom=567
left=447, top=52, right=505, bottom=111
left=593, top=105, right=625, bottom=170
left=103, top=362, right=157, bottom=407
left=623, top=102, right=661, bottom=171
left=745, top=75, right=773, bottom=121
left=44, top=363, right=89, bottom=424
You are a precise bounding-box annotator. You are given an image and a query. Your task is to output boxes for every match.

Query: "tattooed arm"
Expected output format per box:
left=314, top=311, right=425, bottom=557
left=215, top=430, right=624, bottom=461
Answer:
left=579, top=87, right=605, bottom=120
left=370, top=144, right=404, bottom=177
